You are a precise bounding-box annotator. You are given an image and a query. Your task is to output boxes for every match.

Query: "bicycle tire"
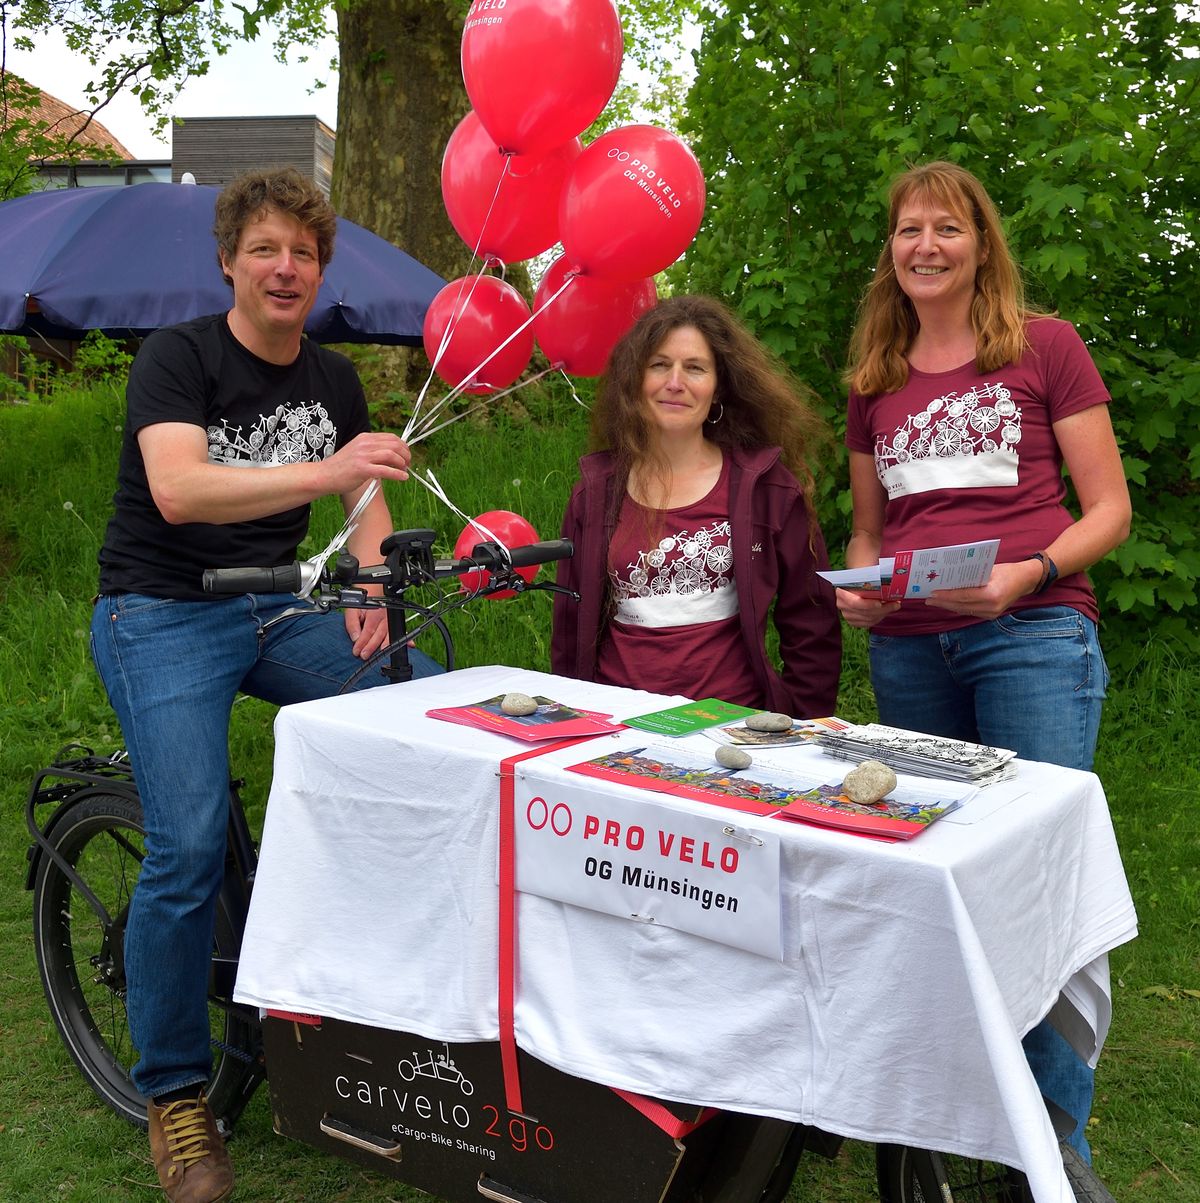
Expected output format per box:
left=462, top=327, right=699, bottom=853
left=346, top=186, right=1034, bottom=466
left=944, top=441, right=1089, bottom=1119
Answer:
left=1059, top=1144, right=1117, bottom=1203
left=877, top=1143, right=1033, bottom=1203
left=31, top=789, right=258, bottom=1129
left=876, top=1141, right=1116, bottom=1203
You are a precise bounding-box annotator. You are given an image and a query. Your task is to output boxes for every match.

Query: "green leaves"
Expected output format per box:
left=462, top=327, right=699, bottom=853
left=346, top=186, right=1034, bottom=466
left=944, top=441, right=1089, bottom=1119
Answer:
left=1028, top=243, right=1090, bottom=282
left=677, top=0, right=1199, bottom=663
left=2, top=0, right=333, bottom=141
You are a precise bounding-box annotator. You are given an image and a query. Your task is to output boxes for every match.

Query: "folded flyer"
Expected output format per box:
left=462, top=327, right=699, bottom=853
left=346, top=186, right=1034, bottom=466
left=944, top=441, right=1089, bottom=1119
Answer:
left=819, top=538, right=1000, bottom=600
left=815, top=722, right=1015, bottom=785
left=427, top=695, right=624, bottom=742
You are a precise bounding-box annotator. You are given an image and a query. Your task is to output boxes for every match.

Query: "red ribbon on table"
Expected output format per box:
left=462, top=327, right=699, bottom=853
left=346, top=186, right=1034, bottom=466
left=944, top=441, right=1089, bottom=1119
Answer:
left=497, top=737, right=595, bottom=1115
left=496, top=738, right=719, bottom=1139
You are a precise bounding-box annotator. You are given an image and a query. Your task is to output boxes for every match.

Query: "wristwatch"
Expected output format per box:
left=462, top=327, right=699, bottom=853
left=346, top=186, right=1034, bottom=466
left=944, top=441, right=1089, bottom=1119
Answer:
left=1025, top=551, right=1059, bottom=594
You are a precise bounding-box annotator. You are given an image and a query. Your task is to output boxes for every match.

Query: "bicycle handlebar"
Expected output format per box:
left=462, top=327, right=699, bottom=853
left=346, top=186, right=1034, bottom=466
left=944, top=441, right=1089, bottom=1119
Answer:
left=201, top=562, right=320, bottom=595
left=463, top=538, right=574, bottom=573
left=200, top=536, right=573, bottom=597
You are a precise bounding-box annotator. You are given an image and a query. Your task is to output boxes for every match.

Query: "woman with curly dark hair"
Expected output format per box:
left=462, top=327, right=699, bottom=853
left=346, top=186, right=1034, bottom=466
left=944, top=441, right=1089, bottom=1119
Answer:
left=551, top=295, right=841, bottom=717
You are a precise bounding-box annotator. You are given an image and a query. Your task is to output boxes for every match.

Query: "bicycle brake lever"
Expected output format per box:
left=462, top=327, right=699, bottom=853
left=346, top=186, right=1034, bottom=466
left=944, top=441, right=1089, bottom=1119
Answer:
left=510, top=582, right=580, bottom=600
left=259, top=601, right=326, bottom=633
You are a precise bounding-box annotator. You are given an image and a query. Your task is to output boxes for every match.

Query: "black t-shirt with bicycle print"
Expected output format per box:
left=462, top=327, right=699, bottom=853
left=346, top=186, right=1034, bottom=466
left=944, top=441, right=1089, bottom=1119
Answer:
left=98, top=313, right=369, bottom=600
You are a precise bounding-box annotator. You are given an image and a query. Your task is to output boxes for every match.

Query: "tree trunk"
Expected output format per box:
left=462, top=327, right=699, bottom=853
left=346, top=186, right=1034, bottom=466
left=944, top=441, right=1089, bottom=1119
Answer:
left=332, top=0, right=471, bottom=282
left=332, top=0, right=471, bottom=398
left=332, top=0, right=534, bottom=404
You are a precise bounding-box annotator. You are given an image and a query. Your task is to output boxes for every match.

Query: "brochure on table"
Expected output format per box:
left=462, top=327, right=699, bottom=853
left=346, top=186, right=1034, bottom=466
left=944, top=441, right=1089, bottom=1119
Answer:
left=621, top=697, right=759, bottom=736
left=704, top=715, right=852, bottom=748
left=568, top=736, right=973, bottom=841
left=426, top=694, right=624, bottom=741
left=815, top=722, right=1016, bottom=785
left=819, top=538, right=1000, bottom=600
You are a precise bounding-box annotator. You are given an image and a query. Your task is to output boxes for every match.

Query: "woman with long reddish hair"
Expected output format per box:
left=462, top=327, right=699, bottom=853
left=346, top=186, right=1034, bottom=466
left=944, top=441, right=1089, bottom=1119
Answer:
left=840, top=160, right=1131, bottom=1160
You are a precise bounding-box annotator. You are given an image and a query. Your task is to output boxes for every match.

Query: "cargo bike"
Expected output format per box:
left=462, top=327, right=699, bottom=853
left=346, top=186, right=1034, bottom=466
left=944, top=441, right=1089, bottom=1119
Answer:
left=25, top=528, right=1111, bottom=1202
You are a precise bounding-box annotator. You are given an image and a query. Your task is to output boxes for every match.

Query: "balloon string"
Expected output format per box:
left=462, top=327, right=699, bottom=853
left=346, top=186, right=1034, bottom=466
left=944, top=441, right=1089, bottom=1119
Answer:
left=411, top=467, right=475, bottom=529
left=407, top=399, right=492, bottom=447
left=404, top=270, right=487, bottom=442
left=294, top=477, right=380, bottom=595
left=558, top=367, right=591, bottom=410
left=410, top=469, right=507, bottom=557
left=404, top=160, right=512, bottom=444
left=406, top=368, right=557, bottom=448
left=529, top=266, right=577, bottom=321
left=407, top=269, right=576, bottom=443
left=471, top=156, right=511, bottom=267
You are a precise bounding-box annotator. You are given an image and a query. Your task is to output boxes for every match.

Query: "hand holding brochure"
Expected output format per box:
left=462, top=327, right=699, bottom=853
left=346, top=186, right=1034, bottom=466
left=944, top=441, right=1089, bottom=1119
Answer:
left=819, top=539, right=1000, bottom=600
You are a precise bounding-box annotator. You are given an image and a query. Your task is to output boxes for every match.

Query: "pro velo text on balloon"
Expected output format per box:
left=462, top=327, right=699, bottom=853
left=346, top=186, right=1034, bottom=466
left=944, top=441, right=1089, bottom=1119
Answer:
left=607, top=148, right=685, bottom=211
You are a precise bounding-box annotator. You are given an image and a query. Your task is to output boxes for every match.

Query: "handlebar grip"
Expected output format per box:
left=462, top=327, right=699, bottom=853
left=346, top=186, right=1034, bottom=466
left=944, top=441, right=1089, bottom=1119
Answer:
left=202, top=563, right=304, bottom=594
left=505, top=539, right=574, bottom=568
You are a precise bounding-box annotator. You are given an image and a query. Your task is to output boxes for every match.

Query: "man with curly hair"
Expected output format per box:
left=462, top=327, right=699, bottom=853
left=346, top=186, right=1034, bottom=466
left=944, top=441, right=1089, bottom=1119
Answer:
left=91, top=167, right=438, bottom=1202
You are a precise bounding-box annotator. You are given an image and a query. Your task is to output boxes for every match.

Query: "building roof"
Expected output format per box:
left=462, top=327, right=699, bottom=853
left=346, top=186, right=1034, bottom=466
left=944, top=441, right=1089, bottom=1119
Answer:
left=12, top=80, right=134, bottom=158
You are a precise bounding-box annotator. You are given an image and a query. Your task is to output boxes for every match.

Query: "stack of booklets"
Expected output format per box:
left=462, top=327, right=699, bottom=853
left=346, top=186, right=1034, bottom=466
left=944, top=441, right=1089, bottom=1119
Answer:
left=815, top=723, right=1016, bottom=786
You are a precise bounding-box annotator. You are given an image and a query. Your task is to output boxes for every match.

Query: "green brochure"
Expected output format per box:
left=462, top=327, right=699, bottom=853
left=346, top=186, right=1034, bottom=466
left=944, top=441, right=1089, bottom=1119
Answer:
left=622, top=698, right=759, bottom=737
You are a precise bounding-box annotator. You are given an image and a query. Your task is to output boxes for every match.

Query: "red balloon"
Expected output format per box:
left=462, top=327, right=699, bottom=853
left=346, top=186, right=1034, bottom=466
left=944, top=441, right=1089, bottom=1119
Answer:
left=461, top=0, right=623, bottom=156
left=454, top=510, right=540, bottom=598
left=560, top=125, right=707, bottom=282
left=422, top=275, right=534, bottom=395
left=533, top=255, right=657, bottom=376
left=441, top=112, right=581, bottom=263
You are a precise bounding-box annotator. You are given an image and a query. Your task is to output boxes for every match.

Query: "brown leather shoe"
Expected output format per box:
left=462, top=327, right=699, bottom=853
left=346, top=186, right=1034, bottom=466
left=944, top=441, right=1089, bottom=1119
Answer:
left=147, top=1093, right=234, bottom=1203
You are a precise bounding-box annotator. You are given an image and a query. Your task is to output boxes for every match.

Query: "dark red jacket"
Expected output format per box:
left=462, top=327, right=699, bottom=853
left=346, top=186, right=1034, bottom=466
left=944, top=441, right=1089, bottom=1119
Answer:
left=550, top=446, right=842, bottom=717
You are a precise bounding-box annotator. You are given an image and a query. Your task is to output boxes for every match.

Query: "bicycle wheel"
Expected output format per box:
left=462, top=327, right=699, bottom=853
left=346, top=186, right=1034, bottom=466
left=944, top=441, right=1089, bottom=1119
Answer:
left=1059, top=1145, right=1117, bottom=1203
left=31, top=790, right=258, bottom=1129
left=876, top=1142, right=1116, bottom=1203
left=877, top=1144, right=1031, bottom=1202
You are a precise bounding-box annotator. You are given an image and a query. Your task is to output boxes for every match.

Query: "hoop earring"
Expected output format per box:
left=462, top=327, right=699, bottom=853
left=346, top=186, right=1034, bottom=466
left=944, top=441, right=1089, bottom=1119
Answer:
left=706, top=401, right=724, bottom=425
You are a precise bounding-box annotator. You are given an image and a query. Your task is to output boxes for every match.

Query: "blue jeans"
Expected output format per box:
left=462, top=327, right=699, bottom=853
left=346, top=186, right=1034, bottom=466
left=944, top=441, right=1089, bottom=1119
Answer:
left=90, top=592, right=440, bottom=1100
left=869, top=606, right=1109, bottom=1160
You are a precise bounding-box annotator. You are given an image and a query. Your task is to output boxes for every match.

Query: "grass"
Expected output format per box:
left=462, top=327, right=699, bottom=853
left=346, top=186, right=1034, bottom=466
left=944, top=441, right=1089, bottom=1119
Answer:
left=1, top=382, right=1197, bottom=1201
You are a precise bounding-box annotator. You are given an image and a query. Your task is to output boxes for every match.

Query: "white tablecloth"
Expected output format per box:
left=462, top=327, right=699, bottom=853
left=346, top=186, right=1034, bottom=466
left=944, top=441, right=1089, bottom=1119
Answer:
left=234, top=666, right=1138, bottom=1203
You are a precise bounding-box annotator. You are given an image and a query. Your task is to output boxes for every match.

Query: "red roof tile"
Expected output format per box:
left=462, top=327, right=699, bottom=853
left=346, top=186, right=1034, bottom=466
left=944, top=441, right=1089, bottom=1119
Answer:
left=10, top=78, right=134, bottom=159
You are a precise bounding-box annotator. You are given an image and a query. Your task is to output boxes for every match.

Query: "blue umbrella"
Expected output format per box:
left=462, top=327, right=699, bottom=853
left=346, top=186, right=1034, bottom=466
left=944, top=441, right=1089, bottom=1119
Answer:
left=0, top=182, right=445, bottom=345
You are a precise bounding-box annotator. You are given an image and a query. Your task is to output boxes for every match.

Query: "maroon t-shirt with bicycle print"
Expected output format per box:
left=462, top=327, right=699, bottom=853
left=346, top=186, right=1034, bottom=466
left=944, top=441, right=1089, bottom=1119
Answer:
left=595, top=457, right=759, bottom=705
